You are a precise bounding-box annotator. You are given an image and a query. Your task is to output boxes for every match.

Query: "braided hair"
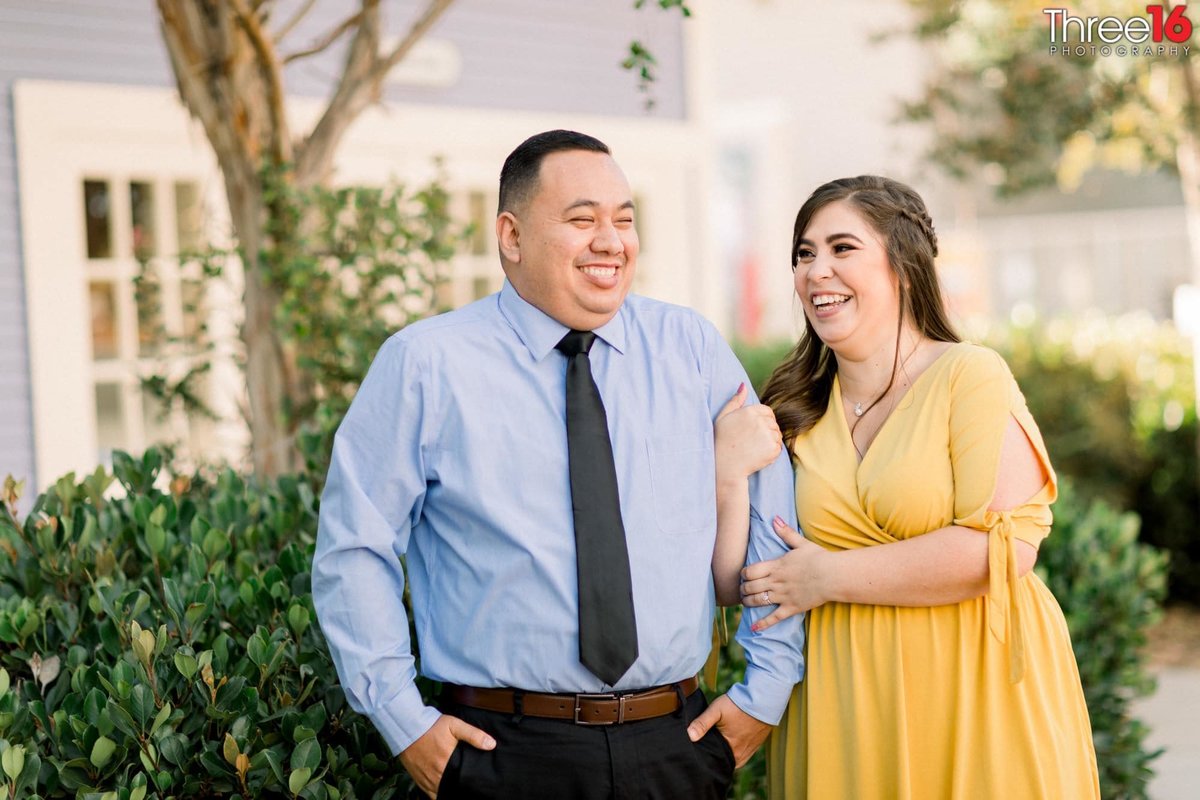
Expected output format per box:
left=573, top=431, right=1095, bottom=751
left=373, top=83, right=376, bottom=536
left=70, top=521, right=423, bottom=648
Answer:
left=761, top=176, right=959, bottom=449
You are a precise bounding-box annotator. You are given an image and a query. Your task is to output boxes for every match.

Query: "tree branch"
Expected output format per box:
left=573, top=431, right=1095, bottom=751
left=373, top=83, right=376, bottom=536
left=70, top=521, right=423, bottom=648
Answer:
left=282, top=10, right=364, bottom=65
left=295, top=0, right=456, bottom=186
left=375, top=0, right=456, bottom=79
left=156, top=0, right=252, bottom=174
left=274, top=0, right=316, bottom=41
left=229, top=0, right=292, bottom=164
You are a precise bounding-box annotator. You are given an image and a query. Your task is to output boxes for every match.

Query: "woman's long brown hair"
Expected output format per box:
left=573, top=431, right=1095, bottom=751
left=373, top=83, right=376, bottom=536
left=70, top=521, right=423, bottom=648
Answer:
left=761, top=176, right=960, bottom=451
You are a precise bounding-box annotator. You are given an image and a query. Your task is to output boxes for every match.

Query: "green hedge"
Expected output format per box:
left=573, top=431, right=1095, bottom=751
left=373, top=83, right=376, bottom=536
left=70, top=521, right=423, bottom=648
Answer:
left=992, top=317, right=1199, bottom=606
left=0, top=452, right=403, bottom=799
left=0, top=451, right=1167, bottom=799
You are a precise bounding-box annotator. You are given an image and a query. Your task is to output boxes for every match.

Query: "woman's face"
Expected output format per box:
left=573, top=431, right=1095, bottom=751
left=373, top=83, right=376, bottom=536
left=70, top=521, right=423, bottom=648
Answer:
left=793, top=199, right=901, bottom=358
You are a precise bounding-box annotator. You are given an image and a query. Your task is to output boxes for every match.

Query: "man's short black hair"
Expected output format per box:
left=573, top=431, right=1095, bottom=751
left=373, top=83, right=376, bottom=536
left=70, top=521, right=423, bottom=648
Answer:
left=498, top=130, right=611, bottom=214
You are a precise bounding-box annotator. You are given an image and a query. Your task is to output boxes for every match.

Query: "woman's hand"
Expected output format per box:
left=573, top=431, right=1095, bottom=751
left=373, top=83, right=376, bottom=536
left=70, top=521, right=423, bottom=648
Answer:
left=740, top=517, right=832, bottom=631
left=715, top=384, right=783, bottom=484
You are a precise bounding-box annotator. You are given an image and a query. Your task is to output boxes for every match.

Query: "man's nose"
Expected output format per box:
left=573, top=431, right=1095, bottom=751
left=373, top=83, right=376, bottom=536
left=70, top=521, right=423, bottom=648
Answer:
left=591, top=222, right=625, bottom=254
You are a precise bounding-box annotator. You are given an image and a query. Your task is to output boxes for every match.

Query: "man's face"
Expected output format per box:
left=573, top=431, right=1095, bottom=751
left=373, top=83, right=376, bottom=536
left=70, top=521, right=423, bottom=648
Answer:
left=497, top=150, right=639, bottom=331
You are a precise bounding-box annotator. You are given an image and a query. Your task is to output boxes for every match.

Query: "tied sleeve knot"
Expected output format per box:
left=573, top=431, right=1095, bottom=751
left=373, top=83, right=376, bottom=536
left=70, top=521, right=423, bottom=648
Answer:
left=986, top=510, right=1026, bottom=684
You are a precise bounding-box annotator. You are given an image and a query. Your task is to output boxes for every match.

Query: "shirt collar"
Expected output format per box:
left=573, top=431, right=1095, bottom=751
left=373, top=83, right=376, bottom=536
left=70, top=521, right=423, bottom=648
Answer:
left=498, top=279, right=628, bottom=361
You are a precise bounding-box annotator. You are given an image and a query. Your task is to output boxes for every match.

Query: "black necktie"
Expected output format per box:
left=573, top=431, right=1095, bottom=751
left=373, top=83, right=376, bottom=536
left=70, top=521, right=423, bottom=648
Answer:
left=556, top=329, right=638, bottom=685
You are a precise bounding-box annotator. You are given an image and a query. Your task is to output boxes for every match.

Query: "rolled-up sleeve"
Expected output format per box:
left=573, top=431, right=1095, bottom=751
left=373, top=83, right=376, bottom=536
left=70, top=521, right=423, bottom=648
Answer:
left=312, top=335, right=441, bottom=754
left=705, top=329, right=806, bottom=724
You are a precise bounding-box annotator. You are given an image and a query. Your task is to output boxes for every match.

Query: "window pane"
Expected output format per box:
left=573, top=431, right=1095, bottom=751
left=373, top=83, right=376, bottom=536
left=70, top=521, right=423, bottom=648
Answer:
left=95, top=383, right=124, bottom=459
left=89, top=281, right=119, bottom=359
left=174, top=181, right=203, bottom=254
left=468, top=190, right=489, bottom=256
left=130, top=181, right=157, bottom=260
left=84, top=180, right=112, bottom=259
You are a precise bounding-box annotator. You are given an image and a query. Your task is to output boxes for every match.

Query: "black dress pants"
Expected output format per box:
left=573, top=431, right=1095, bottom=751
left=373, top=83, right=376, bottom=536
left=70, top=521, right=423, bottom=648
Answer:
left=427, top=689, right=735, bottom=799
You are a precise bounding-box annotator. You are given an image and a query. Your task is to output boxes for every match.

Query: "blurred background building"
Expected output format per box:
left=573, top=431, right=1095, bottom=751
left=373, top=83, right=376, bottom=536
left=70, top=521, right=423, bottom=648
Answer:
left=0, top=0, right=1192, bottom=487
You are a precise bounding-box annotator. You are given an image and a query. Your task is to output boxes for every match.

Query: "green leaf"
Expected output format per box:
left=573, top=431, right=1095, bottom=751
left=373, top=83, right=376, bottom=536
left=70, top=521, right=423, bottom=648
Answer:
left=184, top=602, right=209, bottom=628
left=90, top=735, right=117, bottom=769
left=203, top=526, right=230, bottom=562
left=146, top=523, right=166, bottom=556
left=288, top=767, right=312, bottom=796
left=224, top=732, right=241, bottom=766
left=286, top=604, right=310, bottom=638
left=151, top=701, right=172, bottom=736
left=246, top=631, right=268, bottom=666
left=129, top=683, right=155, bottom=729
left=290, top=738, right=320, bottom=772
left=84, top=687, right=106, bottom=725
left=13, top=752, right=40, bottom=798
left=131, top=785, right=148, bottom=800
left=104, top=699, right=139, bottom=739
left=154, top=768, right=173, bottom=790
left=162, top=578, right=185, bottom=619
left=79, top=513, right=97, bottom=548
left=263, top=746, right=286, bottom=785
left=0, top=667, right=8, bottom=696
left=1, top=744, right=25, bottom=781
left=158, top=733, right=188, bottom=766
left=174, top=651, right=198, bottom=680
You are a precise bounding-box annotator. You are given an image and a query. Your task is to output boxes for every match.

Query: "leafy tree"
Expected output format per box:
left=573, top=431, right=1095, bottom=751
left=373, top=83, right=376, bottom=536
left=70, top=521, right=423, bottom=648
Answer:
left=154, top=0, right=690, bottom=477
left=901, top=0, right=1200, bottom=274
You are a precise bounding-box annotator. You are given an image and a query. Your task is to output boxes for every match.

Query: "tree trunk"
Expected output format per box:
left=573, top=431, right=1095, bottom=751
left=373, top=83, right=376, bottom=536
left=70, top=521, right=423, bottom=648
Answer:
left=156, top=0, right=457, bottom=477
left=223, top=175, right=300, bottom=477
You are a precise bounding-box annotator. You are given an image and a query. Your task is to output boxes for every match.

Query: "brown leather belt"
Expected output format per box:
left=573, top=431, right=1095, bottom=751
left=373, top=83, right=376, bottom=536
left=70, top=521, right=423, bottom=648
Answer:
left=444, top=676, right=699, bottom=725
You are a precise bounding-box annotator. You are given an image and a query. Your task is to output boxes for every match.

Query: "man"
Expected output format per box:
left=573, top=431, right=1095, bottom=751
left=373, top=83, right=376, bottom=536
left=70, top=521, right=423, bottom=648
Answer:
left=313, top=130, right=803, bottom=798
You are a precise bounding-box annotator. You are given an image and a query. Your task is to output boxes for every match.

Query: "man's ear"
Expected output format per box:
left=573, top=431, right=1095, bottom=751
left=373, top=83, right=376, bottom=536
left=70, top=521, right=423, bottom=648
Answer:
left=497, top=211, right=521, bottom=264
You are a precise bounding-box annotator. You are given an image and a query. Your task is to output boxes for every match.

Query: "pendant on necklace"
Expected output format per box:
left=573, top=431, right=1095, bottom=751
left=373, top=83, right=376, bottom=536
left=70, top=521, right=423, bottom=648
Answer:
left=853, top=402, right=864, bottom=417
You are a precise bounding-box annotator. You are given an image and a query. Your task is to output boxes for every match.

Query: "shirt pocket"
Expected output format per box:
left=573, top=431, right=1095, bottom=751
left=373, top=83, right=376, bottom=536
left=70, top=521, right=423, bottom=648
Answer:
left=646, top=431, right=715, bottom=536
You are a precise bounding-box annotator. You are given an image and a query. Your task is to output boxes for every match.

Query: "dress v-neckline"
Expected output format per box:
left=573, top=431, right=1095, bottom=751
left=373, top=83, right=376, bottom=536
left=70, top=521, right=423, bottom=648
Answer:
left=834, top=342, right=964, bottom=467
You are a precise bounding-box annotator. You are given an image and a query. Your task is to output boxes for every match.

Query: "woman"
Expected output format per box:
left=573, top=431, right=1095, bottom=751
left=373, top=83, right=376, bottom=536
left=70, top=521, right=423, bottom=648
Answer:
left=713, top=176, right=1100, bottom=798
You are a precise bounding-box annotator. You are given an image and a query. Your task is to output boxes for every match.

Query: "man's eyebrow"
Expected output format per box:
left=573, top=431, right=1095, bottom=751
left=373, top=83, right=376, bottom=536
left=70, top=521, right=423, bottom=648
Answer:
left=563, top=199, right=637, bottom=213
left=797, top=232, right=865, bottom=246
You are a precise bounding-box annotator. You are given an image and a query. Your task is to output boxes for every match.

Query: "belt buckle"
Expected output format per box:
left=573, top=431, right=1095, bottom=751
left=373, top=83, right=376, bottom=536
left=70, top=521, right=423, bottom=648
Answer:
left=574, top=692, right=624, bottom=725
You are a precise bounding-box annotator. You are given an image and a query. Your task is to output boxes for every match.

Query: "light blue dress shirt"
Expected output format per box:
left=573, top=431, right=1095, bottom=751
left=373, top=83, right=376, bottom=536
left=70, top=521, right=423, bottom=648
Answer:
left=312, top=280, right=805, bottom=754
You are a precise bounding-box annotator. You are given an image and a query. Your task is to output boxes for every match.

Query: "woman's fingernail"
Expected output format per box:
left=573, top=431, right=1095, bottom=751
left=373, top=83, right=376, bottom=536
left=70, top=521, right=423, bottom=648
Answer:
left=750, top=622, right=762, bottom=632
left=737, top=382, right=745, bottom=393
left=773, top=515, right=785, bottom=527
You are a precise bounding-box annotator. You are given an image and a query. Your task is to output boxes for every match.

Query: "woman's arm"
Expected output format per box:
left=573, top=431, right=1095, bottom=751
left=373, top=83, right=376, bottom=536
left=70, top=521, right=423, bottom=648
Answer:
left=712, top=385, right=783, bottom=605
left=714, top=473, right=752, bottom=605
left=741, top=416, right=1045, bottom=627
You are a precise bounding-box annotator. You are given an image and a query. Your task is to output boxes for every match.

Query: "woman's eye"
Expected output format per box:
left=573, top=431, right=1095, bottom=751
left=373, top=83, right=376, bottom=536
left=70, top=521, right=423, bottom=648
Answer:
left=833, top=243, right=854, bottom=253
left=796, top=248, right=815, bottom=260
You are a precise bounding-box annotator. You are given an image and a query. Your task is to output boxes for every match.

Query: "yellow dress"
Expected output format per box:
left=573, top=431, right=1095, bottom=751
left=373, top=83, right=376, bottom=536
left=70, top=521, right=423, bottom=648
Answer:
left=766, top=343, right=1100, bottom=799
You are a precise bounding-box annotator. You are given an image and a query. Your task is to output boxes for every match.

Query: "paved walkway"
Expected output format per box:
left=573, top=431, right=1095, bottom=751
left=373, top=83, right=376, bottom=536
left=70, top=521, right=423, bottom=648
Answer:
left=1134, top=667, right=1200, bottom=799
